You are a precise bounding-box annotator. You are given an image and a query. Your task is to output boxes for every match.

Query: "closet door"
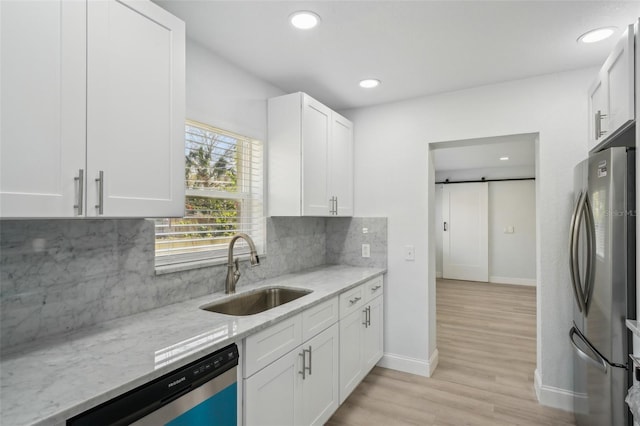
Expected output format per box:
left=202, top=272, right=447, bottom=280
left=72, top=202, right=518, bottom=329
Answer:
left=0, top=0, right=86, bottom=217
left=442, top=182, right=489, bottom=282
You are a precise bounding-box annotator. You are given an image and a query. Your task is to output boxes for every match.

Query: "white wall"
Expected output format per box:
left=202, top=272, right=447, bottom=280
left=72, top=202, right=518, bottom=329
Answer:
left=186, top=39, right=284, bottom=141
left=434, top=180, right=536, bottom=286
left=343, top=67, right=595, bottom=408
left=488, top=180, right=536, bottom=284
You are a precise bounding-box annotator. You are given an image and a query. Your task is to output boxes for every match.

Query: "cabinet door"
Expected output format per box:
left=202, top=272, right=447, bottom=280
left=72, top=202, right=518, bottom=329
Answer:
left=329, top=113, right=354, bottom=216
left=588, top=24, right=635, bottom=150
left=300, top=323, right=339, bottom=426
left=244, top=348, right=302, bottom=426
left=605, top=24, right=635, bottom=138
left=0, top=0, right=86, bottom=217
left=339, top=308, right=365, bottom=404
left=301, top=95, right=331, bottom=216
left=587, top=77, right=607, bottom=150
left=363, top=296, right=384, bottom=372
left=86, top=0, right=185, bottom=217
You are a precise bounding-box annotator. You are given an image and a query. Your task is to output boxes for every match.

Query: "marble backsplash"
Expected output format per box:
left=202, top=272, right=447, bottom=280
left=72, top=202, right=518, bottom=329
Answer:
left=0, top=216, right=386, bottom=352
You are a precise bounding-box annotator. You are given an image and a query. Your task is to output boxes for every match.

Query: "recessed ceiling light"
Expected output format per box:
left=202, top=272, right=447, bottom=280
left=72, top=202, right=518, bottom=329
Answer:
left=500, top=156, right=509, bottom=161
left=359, top=79, right=381, bottom=88
left=577, top=27, right=616, bottom=44
left=290, top=11, right=320, bottom=30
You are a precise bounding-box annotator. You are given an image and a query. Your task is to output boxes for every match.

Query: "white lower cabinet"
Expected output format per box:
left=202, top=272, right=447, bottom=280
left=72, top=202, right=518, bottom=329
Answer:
left=243, top=297, right=340, bottom=426
left=244, top=322, right=339, bottom=426
left=363, top=294, right=384, bottom=372
left=244, top=346, right=300, bottom=426
left=243, top=276, right=384, bottom=425
left=339, top=276, right=385, bottom=404
left=338, top=307, right=365, bottom=403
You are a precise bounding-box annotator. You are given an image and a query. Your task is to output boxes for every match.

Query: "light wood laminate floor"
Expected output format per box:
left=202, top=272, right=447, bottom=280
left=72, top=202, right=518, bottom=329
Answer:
left=326, top=279, right=576, bottom=426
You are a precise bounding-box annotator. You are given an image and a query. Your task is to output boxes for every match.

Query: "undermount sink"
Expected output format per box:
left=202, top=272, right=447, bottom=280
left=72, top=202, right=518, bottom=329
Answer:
left=200, top=287, right=313, bottom=316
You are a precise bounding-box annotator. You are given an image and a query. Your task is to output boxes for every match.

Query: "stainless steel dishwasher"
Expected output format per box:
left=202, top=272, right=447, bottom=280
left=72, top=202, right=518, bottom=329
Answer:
left=67, top=343, right=238, bottom=426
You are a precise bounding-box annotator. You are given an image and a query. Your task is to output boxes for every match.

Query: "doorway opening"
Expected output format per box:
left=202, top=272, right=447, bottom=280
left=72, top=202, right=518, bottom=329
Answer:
left=428, top=132, right=542, bottom=406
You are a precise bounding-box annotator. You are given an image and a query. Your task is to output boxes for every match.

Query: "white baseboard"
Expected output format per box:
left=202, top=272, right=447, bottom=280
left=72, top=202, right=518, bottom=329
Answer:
left=534, top=368, right=578, bottom=412
left=377, top=349, right=439, bottom=378
left=489, top=276, right=537, bottom=286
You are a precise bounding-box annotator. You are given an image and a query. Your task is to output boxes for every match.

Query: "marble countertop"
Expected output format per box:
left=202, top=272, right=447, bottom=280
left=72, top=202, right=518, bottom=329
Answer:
left=0, top=265, right=385, bottom=426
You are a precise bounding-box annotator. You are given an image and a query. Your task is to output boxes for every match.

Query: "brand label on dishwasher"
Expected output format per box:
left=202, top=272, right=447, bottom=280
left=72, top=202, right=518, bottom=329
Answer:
left=597, top=160, right=607, bottom=178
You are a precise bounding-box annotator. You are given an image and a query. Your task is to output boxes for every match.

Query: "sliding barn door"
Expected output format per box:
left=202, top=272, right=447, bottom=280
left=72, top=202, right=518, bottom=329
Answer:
left=442, top=182, right=489, bottom=282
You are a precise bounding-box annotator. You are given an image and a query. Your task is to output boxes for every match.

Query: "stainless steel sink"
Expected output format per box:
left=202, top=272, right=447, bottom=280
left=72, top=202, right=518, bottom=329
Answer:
left=200, top=287, right=312, bottom=316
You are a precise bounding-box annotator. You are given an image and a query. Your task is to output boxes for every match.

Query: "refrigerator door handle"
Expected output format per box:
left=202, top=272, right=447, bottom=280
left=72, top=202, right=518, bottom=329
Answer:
left=569, top=191, right=587, bottom=313
left=570, top=326, right=608, bottom=374
left=581, top=194, right=596, bottom=314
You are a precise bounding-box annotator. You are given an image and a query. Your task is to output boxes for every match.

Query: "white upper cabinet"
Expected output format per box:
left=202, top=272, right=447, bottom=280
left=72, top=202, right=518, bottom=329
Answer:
left=0, top=0, right=86, bottom=217
left=0, top=0, right=185, bottom=218
left=329, top=113, right=354, bottom=216
left=588, top=24, right=635, bottom=150
left=268, top=92, right=354, bottom=217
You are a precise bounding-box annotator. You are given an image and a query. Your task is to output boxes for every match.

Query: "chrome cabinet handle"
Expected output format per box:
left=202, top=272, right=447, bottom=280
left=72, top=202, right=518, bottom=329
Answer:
left=349, top=296, right=361, bottom=305
left=74, top=169, right=84, bottom=215
left=371, top=285, right=382, bottom=292
left=443, top=221, right=447, bottom=231
left=299, top=350, right=307, bottom=379
left=335, top=196, right=338, bottom=215
left=95, top=171, right=104, bottom=215
left=595, top=110, right=608, bottom=140
left=299, top=347, right=311, bottom=379
left=362, top=306, right=371, bottom=327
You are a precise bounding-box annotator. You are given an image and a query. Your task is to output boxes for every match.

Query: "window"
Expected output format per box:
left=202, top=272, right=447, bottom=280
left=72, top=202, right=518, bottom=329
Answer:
left=154, top=120, right=264, bottom=267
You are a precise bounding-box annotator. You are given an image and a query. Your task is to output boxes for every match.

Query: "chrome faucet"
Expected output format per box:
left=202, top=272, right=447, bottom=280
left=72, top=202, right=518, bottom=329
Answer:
left=225, top=233, right=260, bottom=294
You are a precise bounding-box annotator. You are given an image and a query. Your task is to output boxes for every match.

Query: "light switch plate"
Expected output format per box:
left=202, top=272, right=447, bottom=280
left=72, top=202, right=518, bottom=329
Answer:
left=362, top=244, right=370, bottom=258
left=404, top=245, right=415, bottom=261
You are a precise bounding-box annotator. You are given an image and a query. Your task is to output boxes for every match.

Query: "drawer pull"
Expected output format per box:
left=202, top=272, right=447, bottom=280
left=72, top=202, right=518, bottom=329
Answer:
left=349, top=296, right=362, bottom=305
left=371, top=285, right=382, bottom=292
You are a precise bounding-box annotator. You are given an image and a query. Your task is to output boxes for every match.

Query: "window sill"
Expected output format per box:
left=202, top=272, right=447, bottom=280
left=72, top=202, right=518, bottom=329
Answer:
left=155, top=254, right=266, bottom=276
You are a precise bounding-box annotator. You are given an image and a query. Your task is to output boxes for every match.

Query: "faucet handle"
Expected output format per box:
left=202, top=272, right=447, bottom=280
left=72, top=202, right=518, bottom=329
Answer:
left=233, top=258, right=241, bottom=281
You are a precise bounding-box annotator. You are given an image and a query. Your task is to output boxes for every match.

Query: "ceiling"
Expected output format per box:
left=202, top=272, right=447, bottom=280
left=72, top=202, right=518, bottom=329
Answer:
left=154, top=0, right=639, bottom=111
left=432, top=133, right=537, bottom=180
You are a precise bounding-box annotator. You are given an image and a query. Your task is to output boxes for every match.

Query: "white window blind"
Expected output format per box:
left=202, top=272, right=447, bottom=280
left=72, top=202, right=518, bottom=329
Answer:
left=154, top=120, right=264, bottom=266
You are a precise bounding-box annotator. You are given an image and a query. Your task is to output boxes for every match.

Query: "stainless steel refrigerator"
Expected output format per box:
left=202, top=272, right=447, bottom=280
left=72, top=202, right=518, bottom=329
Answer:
left=569, top=146, right=636, bottom=426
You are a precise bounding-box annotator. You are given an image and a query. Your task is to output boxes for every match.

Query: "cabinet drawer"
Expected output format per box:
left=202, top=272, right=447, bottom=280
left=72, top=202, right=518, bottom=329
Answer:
left=339, top=284, right=365, bottom=318
left=244, top=314, right=302, bottom=378
left=364, top=276, right=384, bottom=303
left=302, top=296, right=339, bottom=342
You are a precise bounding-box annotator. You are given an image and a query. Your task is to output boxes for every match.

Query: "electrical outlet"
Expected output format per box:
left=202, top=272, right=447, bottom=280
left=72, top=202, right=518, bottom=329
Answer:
left=362, top=244, right=370, bottom=258
left=405, top=245, right=415, bottom=261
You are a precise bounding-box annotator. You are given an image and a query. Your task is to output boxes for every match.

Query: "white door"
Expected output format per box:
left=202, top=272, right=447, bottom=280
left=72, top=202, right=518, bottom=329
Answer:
left=302, top=95, right=331, bottom=216
left=86, top=0, right=185, bottom=217
left=329, top=113, right=354, bottom=216
left=0, top=0, right=86, bottom=218
left=362, top=296, right=384, bottom=371
left=300, top=324, right=339, bottom=426
left=339, top=308, right=364, bottom=404
left=442, top=182, right=489, bottom=282
left=244, top=347, right=302, bottom=426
